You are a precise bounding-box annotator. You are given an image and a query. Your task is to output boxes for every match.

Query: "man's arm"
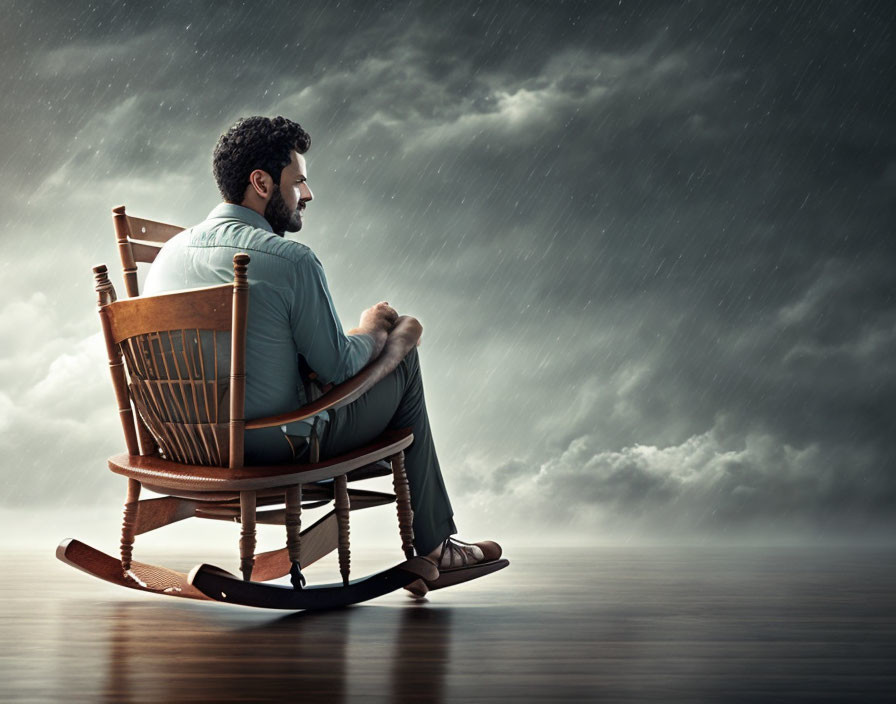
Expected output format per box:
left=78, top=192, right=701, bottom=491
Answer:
left=290, top=252, right=383, bottom=384
left=290, top=251, right=420, bottom=383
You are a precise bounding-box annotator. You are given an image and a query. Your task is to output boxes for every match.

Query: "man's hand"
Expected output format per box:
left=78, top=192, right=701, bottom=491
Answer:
left=371, top=315, right=423, bottom=370
left=358, top=301, right=398, bottom=334
left=348, top=301, right=401, bottom=361
left=388, top=315, right=423, bottom=349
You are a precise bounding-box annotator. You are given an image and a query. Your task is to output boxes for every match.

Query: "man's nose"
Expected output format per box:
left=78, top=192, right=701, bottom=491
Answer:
left=300, top=184, right=314, bottom=202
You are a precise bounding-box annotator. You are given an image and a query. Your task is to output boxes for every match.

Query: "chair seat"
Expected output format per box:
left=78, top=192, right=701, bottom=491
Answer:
left=109, top=428, right=413, bottom=492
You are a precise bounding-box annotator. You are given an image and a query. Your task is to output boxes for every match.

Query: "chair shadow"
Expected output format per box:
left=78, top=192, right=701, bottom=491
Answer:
left=101, top=600, right=454, bottom=703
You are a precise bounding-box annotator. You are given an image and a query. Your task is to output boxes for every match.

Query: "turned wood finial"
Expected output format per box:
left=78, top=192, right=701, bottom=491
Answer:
left=232, top=253, right=250, bottom=284
left=94, top=264, right=117, bottom=306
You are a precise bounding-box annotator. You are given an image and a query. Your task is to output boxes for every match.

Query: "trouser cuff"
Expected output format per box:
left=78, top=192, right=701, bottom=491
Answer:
left=414, top=514, right=457, bottom=556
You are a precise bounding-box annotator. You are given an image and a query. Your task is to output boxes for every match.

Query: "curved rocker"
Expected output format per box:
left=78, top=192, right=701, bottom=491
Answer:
left=189, top=557, right=438, bottom=610
left=57, top=538, right=211, bottom=600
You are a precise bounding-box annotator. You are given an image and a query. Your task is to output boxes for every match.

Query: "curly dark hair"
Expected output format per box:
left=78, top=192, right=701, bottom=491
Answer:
left=212, top=116, right=311, bottom=203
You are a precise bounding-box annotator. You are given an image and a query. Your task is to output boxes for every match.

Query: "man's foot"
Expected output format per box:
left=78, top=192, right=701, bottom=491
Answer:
left=426, top=537, right=502, bottom=568
left=404, top=537, right=505, bottom=598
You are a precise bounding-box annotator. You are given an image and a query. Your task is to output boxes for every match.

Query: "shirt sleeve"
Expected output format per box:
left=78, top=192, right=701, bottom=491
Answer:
left=289, top=250, right=374, bottom=385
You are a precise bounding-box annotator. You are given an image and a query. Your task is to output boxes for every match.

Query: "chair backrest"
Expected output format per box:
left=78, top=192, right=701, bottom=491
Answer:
left=112, top=205, right=185, bottom=297
left=94, top=254, right=250, bottom=469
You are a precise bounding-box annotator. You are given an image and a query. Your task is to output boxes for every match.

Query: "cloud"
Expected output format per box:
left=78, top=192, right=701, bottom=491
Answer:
left=453, top=420, right=895, bottom=540
left=0, top=293, right=121, bottom=507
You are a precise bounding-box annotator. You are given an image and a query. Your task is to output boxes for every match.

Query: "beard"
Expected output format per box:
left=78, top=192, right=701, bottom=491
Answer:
left=264, top=184, right=303, bottom=235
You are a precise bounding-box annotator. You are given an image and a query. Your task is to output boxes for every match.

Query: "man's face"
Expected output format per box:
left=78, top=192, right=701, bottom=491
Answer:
left=265, top=150, right=313, bottom=235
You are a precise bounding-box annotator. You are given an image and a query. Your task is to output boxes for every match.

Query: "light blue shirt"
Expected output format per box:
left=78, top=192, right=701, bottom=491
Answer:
left=143, top=203, right=374, bottom=463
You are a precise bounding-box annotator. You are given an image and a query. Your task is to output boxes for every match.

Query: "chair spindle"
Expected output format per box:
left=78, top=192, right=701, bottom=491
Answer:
left=120, top=478, right=141, bottom=575
left=112, top=205, right=140, bottom=298
left=285, top=484, right=305, bottom=589
left=335, top=474, right=351, bottom=586
left=391, top=451, right=415, bottom=559
left=95, top=265, right=140, bottom=457
left=239, top=490, right=256, bottom=581
left=229, top=253, right=250, bottom=470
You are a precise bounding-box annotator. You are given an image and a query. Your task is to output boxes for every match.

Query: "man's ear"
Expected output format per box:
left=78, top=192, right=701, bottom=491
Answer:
left=247, top=169, right=274, bottom=200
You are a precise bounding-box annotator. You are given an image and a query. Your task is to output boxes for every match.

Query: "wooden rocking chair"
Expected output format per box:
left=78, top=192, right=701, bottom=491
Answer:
left=56, top=253, right=437, bottom=609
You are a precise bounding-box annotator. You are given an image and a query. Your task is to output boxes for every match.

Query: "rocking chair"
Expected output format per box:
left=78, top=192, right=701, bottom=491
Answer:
left=56, top=253, right=438, bottom=609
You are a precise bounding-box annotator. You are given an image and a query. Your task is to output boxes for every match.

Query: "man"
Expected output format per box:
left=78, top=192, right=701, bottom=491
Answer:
left=143, top=116, right=502, bottom=594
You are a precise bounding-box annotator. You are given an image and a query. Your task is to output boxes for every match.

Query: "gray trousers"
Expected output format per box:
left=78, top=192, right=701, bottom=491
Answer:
left=318, top=347, right=457, bottom=556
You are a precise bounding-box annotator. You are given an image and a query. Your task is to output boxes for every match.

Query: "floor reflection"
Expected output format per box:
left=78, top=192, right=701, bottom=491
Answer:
left=102, top=600, right=453, bottom=703
left=11, top=547, right=894, bottom=701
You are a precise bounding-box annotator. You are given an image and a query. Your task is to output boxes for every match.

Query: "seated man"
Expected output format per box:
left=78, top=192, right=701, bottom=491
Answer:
left=143, top=115, right=501, bottom=592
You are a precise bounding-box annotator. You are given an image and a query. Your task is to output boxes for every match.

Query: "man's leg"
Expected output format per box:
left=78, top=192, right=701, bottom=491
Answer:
left=318, top=347, right=457, bottom=555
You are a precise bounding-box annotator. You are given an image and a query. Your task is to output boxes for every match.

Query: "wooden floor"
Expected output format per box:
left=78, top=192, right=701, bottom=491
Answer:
left=3, top=545, right=895, bottom=702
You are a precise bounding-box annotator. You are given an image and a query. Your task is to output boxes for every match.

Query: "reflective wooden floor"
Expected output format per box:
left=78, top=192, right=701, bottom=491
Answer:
left=3, top=545, right=895, bottom=702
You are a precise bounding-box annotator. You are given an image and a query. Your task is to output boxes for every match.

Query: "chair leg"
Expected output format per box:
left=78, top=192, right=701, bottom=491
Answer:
left=334, top=474, right=351, bottom=586
left=120, top=478, right=141, bottom=576
left=390, top=451, right=415, bottom=559
left=239, top=490, right=256, bottom=581
left=285, top=484, right=305, bottom=589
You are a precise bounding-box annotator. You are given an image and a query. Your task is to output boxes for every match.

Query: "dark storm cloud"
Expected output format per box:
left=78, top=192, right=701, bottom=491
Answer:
left=1, top=1, right=894, bottom=538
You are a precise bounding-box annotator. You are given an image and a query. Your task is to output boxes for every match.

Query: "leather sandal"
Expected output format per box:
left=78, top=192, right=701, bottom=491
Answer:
left=404, top=538, right=509, bottom=598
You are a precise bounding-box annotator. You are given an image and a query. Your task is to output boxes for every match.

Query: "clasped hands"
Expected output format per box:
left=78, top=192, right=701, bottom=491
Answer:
left=311, top=303, right=421, bottom=395
left=357, top=301, right=423, bottom=347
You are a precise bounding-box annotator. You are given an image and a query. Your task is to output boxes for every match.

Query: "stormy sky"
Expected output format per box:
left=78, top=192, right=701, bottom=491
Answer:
left=1, top=0, right=894, bottom=544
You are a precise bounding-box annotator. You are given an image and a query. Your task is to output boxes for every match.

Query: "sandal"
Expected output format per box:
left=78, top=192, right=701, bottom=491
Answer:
left=405, top=538, right=509, bottom=598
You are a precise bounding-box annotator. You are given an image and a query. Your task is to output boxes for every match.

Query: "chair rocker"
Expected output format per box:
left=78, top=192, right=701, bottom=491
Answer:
left=57, top=253, right=438, bottom=609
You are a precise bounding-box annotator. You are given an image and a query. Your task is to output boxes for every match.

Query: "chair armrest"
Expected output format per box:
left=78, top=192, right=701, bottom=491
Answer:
left=245, top=341, right=409, bottom=430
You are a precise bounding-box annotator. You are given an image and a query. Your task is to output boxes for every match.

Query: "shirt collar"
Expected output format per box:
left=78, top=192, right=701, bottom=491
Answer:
left=206, top=203, right=273, bottom=233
